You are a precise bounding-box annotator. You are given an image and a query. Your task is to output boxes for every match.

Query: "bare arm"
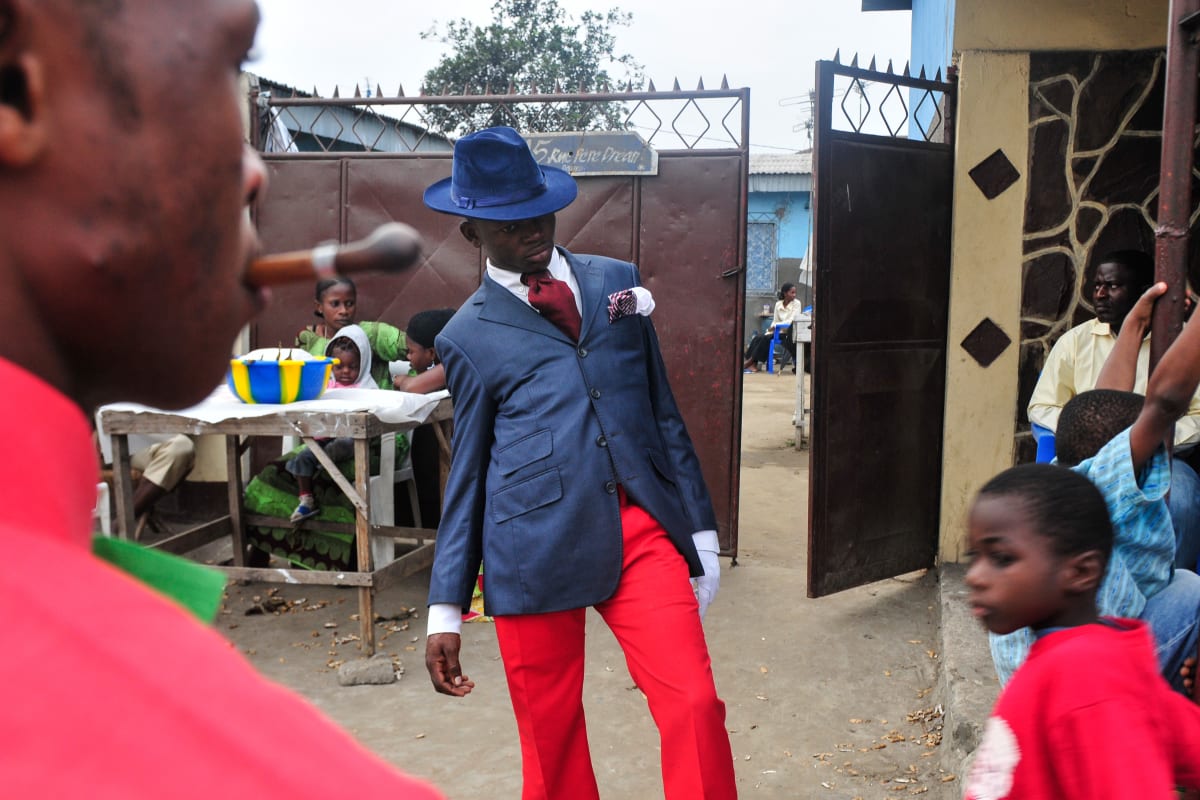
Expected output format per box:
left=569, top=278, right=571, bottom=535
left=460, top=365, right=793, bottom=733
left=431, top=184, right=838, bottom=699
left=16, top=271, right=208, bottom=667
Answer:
left=1131, top=284, right=1200, bottom=470
left=1096, top=282, right=1166, bottom=391
left=392, top=364, right=447, bottom=394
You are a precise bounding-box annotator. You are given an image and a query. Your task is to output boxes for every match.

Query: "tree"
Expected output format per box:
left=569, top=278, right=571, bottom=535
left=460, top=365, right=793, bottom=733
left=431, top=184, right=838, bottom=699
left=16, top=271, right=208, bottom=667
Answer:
left=420, top=0, right=645, bottom=135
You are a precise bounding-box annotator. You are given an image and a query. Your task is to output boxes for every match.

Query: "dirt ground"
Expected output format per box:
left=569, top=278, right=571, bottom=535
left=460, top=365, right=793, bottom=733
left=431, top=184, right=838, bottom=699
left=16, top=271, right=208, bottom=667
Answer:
left=218, top=372, right=958, bottom=799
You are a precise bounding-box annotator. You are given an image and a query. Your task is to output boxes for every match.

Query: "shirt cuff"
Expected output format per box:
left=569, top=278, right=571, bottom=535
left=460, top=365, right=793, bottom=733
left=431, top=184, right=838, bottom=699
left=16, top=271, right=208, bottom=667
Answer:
left=692, top=529, right=719, bottom=554
left=427, top=602, right=463, bottom=636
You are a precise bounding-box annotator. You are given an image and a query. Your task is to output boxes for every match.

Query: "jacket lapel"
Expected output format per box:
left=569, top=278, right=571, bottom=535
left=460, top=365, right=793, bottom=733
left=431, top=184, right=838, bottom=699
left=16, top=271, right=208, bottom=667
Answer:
left=563, top=250, right=606, bottom=343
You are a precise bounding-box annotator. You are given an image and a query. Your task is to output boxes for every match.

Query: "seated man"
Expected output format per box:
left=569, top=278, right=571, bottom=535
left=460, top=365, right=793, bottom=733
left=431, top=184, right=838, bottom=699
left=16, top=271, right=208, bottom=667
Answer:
left=1028, top=249, right=1200, bottom=568
left=129, top=434, right=195, bottom=524
left=96, top=421, right=195, bottom=534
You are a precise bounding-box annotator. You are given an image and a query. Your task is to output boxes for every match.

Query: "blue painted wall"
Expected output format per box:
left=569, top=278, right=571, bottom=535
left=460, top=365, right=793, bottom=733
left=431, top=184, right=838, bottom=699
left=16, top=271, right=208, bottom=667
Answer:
left=747, top=192, right=811, bottom=259
left=911, top=0, right=954, bottom=78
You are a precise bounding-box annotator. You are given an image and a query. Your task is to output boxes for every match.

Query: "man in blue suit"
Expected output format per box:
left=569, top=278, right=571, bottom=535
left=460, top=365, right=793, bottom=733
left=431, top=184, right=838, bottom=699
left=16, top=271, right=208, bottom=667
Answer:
left=422, top=127, right=737, bottom=800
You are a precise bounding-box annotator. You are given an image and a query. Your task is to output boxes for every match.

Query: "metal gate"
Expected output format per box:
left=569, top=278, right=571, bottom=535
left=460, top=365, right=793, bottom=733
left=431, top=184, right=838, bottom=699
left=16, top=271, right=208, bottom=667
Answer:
left=248, top=79, right=750, bottom=557
left=808, top=59, right=955, bottom=596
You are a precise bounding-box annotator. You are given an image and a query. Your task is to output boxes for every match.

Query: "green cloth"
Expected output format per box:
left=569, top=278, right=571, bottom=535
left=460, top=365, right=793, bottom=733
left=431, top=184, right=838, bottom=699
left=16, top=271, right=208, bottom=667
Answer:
left=92, top=535, right=226, bottom=622
left=296, top=321, right=406, bottom=390
left=243, top=435, right=410, bottom=571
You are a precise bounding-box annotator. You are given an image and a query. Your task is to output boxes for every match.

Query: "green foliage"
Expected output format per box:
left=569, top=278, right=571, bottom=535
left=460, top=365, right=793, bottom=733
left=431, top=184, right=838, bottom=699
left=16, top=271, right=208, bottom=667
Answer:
left=420, top=0, right=645, bottom=135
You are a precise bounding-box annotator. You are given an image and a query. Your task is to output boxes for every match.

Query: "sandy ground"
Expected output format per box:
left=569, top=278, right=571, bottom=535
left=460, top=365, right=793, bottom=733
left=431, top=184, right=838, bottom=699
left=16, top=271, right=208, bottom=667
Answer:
left=218, top=372, right=958, bottom=799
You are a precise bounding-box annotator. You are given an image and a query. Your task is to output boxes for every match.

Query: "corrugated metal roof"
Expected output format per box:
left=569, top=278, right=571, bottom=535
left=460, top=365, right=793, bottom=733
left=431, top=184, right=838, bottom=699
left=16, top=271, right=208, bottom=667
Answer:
left=749, top=151, right=812, bottom=176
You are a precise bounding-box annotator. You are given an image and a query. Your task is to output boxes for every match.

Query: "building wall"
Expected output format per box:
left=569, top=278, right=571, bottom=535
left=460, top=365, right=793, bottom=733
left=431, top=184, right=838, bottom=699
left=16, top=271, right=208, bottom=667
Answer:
left=939, top=51, right=1029, bottom=562
left=935, top=0, right=1195, bottom=561
left=954, top=0, right=1167, bottom=52
left=912, top=0, right=956, bottom=76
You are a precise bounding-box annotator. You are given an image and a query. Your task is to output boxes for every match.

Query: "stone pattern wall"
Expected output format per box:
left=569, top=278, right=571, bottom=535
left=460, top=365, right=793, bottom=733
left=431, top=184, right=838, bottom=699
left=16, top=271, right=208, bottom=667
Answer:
left=1016, top=49, right=1200, bottom=461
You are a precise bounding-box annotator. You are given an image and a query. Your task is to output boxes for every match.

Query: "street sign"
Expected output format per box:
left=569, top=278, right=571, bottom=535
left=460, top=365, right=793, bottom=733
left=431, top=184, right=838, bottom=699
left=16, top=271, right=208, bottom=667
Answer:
left=525, top=131, right=659, bottom=176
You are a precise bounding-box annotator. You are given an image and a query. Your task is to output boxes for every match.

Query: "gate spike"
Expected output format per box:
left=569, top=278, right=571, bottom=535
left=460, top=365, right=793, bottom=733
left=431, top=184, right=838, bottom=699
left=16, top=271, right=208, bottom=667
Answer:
left=934, top=67, right=942, bottom=82
left=648, top=78, right=657, bottom=92
left=507, top=80, right=516, bottom=94
left=918, top=65, right=927, bottom=80
left=600, top=80, right=609, bottom=93
left=697, top=77, right=705, bottom=91
left=376, top=83, right=384, bottom=98
left=902, top=61, right=911, bottom=77
left=886, top=59, right=894, bottom=74
left=672, top=78, right=681, bottom=91
left=720, top=74, right=729, bottom=90
left=396, top=83, right=405, bottom=97
left=530, top=81, right=538, bottom=94
left=483, top=81, right=491, bottom=95
left=869, top=55, right=877, bottom=71
left=353, top=83, right=362, bottom=98
left=626, top=80, right=635, bottom=92
left=312, top=85, right=320, bottom=98
left=554, top=80, right=562, bottom=93
left=461, top=82, right=470, bottom=95
left=332, top=85, right=340, bottom=98
left=833, top=48, right=841, bottom=64
left=850, top=53, right=859, bottom=68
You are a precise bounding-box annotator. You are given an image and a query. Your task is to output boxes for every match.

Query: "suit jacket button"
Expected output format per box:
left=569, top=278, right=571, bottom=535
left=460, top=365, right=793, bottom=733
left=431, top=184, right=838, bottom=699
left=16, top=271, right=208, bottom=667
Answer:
left=604, top=480, right=617, bottom=494
left=590, top=388, right=601, bottom=399
left=596, top=434, right=607, bottom=447
left=577, top=347, right=588, bottom=358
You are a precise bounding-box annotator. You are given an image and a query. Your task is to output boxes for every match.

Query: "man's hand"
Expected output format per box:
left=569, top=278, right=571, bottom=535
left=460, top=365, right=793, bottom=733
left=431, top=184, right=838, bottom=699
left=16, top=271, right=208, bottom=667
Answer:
left=692, top=549, right=721, bottom=620
left=425, top=632, right=475, bottom=697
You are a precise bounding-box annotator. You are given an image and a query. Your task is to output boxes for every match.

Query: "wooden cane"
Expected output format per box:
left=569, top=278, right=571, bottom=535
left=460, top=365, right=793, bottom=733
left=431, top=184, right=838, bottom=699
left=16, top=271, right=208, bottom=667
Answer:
left=245, top=222, right=423, bottom=287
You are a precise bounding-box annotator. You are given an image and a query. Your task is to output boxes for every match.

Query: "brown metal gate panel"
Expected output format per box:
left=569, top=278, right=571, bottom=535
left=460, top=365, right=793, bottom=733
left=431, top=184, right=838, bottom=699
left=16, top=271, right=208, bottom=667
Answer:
left=808, top=61, right=954, bottom=597
left=249, top=86, right=749, bottom=555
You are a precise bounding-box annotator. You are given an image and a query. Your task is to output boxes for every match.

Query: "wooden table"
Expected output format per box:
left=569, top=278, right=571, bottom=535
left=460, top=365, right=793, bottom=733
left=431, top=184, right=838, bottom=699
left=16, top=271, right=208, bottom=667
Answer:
left=100, top=394, right=453, bottom=654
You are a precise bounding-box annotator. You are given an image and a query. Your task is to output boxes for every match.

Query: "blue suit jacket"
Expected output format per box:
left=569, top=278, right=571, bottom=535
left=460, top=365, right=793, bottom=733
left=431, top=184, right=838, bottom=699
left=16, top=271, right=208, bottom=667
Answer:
left=429, top=249, right=718, bottom=616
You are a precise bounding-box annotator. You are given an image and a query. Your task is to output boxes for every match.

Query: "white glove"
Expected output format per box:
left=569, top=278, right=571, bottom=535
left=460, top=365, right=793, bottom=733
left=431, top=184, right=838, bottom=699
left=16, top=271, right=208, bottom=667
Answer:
left=691, top=530, right=721, bottom=619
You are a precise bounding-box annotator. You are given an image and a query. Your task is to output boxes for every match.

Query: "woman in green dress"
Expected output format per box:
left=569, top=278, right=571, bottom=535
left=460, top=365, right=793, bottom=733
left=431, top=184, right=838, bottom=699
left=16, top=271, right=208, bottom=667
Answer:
left=295, top=276, right=405, bottom=389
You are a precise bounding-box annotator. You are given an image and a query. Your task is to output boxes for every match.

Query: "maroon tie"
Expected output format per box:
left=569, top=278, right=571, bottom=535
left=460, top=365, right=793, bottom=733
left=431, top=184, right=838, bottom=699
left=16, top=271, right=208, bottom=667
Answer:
left=521, top=270, right=582, bottom=341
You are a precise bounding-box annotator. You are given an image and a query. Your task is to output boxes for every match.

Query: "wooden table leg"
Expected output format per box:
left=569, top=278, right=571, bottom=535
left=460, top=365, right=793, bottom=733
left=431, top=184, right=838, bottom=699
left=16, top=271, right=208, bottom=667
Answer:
left=110, top=434, right=136, bottom=540
left=354, top=436, right=375, bottom=654
left=225, top=435, right=247, bottom=566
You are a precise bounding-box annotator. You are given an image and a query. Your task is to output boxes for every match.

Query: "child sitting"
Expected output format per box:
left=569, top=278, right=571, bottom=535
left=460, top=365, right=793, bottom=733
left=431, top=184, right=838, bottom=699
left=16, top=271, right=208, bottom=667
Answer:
left=990, top=282, right=1200, bottom=693
left=964, top=464, right=1200, bottom=797
left=287, top=324, right=377, bottom=522
left=391, top=308, right=455, bottom=394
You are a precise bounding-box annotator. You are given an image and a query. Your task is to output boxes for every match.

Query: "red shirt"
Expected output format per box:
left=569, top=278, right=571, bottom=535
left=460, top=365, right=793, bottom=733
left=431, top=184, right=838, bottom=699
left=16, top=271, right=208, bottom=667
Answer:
left=965, top=619, right=1200, bottom=799
left=0, top=358, right=442, bottom=798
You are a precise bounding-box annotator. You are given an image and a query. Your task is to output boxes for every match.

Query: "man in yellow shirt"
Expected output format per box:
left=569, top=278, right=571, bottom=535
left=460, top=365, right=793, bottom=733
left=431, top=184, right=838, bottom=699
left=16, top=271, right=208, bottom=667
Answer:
left=1029, top=250, right=1200, bottom=570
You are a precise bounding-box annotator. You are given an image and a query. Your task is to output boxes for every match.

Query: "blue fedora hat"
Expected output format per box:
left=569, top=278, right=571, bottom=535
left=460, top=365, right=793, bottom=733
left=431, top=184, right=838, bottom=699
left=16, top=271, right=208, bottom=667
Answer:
left=424, top=126, right=578, bottom=221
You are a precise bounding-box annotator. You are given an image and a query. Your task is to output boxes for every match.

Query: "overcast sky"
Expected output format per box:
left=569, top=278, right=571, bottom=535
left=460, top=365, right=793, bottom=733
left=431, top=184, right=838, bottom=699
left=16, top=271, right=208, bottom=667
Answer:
left=251, top=0, right=913, bottom=154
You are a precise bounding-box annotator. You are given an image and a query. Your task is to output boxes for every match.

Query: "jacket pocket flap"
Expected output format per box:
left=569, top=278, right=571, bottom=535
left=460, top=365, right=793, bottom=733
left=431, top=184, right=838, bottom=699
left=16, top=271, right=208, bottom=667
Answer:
left=491, top=469, right=563, bottom=523
left=497, top=428, right=554, bottom=477
left=646, top=448, right=678, bottom=485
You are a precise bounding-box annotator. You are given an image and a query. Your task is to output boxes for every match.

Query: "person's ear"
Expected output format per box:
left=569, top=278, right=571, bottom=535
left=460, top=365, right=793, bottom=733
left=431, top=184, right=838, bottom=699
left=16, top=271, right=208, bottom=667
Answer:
left=459, top=219, right=481, bottom=249
left=1061, top=549, right=1105, bottom=595
left=0, top=2, right=47, bottom=167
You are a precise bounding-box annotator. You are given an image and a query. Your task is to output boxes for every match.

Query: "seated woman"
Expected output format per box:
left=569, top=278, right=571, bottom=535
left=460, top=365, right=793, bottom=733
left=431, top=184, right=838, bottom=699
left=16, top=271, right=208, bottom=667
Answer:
left=243, top=325, right=408, bottom=570
left=743, top=282, right=802, bottom=373
left=296, top=276, right=405, bottom=390
left=392, top=308, right=456, bottom=394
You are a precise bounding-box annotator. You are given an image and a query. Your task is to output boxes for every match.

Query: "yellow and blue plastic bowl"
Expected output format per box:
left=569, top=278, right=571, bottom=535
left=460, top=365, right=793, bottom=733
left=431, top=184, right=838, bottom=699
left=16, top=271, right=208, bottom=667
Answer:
left=227, top=356, right=337, bottom=404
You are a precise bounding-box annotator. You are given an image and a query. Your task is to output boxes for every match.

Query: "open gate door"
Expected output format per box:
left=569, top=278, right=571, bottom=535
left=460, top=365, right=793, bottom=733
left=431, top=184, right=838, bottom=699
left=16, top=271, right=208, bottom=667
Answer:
left=808, top=60, right=955, bottom=597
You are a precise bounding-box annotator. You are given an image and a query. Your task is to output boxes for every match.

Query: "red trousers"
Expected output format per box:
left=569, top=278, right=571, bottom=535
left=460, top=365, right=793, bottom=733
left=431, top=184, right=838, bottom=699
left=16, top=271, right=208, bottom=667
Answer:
left=494, top=495, right=737, bottom=800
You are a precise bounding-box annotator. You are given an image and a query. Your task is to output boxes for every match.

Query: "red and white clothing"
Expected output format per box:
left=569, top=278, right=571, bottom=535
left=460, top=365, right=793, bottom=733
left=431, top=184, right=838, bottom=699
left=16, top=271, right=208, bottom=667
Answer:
left=0, top=357, right=441, bottom=798
left=965, top=619, right=1200, bottom=799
